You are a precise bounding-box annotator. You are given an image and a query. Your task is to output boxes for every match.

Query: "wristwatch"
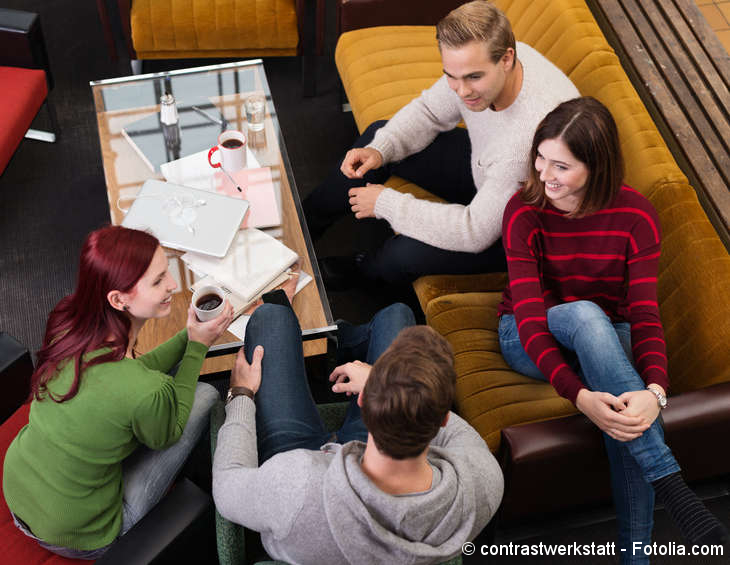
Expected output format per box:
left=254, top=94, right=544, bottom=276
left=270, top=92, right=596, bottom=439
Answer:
left=226, top=386, right=255, bottom=404
left=646, top=385, right=667, bottom=409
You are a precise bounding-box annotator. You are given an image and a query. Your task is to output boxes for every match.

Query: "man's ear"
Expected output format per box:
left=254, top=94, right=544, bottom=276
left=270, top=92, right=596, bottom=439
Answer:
left=501, top=47, right=515, bottom=70
left=441, top=412, right=450, bottom=428
left=107, top=290, right=127, bottom=312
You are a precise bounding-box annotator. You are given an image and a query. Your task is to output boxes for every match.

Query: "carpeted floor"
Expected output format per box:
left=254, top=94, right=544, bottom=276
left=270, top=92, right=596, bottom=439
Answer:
left=1, top=1, right=728, bottom=564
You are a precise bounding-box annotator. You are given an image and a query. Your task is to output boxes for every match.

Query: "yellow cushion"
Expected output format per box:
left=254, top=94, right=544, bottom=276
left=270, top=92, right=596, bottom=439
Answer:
left=335, top=26, right=443, bottom=133
left=131, top=0, right=299, bottom=59
left=426, top=292, right=577, bottom=451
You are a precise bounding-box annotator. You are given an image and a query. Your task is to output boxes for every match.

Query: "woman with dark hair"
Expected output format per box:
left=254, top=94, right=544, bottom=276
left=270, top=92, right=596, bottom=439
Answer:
left=3, top=225, right=232, bottom=559
left=497, top=97, right=728, bottom=563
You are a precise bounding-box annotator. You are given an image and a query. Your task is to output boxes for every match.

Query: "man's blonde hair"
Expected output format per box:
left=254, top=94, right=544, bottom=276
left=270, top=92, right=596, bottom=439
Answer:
left=436, top=1, right=516, bottom=64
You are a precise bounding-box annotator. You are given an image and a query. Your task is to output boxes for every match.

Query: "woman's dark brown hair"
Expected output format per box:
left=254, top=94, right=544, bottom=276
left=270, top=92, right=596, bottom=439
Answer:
left=521, top=96, right=624, bottom=217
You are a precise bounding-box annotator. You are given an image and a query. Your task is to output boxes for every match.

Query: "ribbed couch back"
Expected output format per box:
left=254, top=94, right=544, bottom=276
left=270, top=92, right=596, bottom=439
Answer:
left=131, top=0, right=300, bottom=58
left=336, top=0, right=730, bottom=394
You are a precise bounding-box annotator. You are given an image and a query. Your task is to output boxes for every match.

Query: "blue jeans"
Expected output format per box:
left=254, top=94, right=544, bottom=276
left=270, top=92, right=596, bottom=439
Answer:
left=245, top=302, right=415, bottom=463
left=498, top=301, right=680, bottom=565
left=13, top=381, right=219, bottom=559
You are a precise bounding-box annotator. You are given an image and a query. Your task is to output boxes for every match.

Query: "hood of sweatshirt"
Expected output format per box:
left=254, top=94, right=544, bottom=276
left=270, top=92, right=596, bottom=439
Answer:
left=322, top=441, right=477, bottom=564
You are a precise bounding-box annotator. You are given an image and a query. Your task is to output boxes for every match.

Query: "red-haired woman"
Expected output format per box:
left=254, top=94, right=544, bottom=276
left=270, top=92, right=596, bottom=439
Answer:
left=3, top=226, right=232, bottom=559
left=497, top=97, right=728, bottom=563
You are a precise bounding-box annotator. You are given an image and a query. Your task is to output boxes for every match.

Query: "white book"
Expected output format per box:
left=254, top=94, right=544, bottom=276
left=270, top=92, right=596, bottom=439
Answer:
left=181, top=229, right=298, bottom=304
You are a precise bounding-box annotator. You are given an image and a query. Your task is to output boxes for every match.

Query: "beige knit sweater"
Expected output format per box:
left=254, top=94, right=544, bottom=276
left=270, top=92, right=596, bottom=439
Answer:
left=369, top=42, right=579, bottom=253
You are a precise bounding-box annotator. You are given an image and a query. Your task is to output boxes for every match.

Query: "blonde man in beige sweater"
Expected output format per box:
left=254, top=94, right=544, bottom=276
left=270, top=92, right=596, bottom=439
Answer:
left=303, top=0, right=578, bottom=289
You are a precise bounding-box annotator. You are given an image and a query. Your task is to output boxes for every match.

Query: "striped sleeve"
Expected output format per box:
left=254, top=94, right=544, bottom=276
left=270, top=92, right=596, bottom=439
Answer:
left=624, top=200, right=669, bottom=392
left=502, top=197, right=585, bottom=403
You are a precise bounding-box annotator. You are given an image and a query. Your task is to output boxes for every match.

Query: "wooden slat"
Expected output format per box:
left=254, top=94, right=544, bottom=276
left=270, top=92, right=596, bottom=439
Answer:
left=589, top=0, right=730, bottom=243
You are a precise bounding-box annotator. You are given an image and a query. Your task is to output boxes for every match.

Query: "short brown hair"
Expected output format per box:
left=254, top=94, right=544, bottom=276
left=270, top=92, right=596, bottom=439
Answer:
left=361, top=326, right=456, bottom=460
left=521, top=96, right=624, bottom=217
left=436, top=1, right=516, bottom=64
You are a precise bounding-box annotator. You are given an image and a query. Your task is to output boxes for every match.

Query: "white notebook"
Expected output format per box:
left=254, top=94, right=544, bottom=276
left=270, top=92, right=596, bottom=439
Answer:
left=181, top=229, right=299, bottom=304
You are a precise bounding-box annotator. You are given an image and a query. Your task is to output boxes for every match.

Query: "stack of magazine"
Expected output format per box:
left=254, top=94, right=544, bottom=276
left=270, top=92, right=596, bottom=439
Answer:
left=182, top=228, right=299, bottom=317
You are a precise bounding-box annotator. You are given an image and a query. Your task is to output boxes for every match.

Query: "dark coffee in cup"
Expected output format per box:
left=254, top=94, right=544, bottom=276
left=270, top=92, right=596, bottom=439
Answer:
left=221, top=139, right=244, bottom=149
left=196, top=293, right=223, bottom=311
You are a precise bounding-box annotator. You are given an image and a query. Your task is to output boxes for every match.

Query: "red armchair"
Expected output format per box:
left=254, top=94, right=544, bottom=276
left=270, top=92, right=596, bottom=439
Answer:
left=0, top=8, right=58, bottom=176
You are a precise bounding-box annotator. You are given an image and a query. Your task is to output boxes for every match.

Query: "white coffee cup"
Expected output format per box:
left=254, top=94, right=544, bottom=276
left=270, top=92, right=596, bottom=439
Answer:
left=208, top=130, right=247, bottom=172
left=192, top=285, right=226, bottom=322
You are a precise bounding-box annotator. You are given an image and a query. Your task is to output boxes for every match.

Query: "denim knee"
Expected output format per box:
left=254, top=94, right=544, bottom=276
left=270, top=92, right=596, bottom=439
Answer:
left=249, top=303, right=298, bottom=332
left=373, top=302, right=416, bottom=328
left=565, top=300, right=609, bottom=323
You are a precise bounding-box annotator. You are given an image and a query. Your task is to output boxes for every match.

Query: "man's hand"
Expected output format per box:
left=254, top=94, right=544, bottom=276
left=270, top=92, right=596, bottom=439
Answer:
left=231, top=345, right=264, bottom=394
left=340, top=147, right=383, bottom=178
left=617, top=389, right=661, bottom=427
left=349, top=183, right=385, bottom=219
left=575, top=388, right=650, bottom=442
left=329, top=360, right=372, bottom=395
left=186, top=301, right=234, bottom=347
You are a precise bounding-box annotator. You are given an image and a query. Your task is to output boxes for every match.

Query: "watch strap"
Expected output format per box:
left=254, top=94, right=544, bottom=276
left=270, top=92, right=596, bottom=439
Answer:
left=646, top=385, right=667, bottom=409
left=226, top=386, right=255, bottom=404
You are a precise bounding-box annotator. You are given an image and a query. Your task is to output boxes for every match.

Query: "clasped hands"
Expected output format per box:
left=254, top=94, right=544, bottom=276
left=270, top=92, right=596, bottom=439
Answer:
left=341, top=147, right=385, bottom=219
left=575, top=386, right=663, bottom=442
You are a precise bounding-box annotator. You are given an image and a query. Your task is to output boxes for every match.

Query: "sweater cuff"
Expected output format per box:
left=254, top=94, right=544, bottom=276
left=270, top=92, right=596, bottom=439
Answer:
left=366, top=139, right=393, bottom=164
left=224, top=395, right=257, bottom=424
left=373, top=187, right=409, bottom=222
left=185, top=339, right=209, bottom=358
left=560, top=380, right=586, bottom=405
left=646, top=374, right=670, bottom=395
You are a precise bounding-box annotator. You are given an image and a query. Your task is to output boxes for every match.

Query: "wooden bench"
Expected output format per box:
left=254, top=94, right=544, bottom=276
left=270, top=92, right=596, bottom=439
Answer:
left=588, top=0, right=730, bottom=247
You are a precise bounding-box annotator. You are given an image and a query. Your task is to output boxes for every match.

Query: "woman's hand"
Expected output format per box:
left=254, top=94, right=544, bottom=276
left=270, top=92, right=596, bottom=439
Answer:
left=186, top=300, right=234, bottom=347
left=329, top=360, right=372, bottom=395
left=575, top=389, right=650, bottom=442
left=617, top=389, right=661, bottom=427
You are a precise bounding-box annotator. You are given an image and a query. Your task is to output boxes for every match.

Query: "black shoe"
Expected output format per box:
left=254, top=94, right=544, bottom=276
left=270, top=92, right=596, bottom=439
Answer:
left=318, top=253, right=367, bottom=291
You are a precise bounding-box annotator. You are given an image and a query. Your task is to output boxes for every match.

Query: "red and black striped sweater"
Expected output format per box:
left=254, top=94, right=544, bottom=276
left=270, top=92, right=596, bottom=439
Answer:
left=498, top=186, right=668, bottom=403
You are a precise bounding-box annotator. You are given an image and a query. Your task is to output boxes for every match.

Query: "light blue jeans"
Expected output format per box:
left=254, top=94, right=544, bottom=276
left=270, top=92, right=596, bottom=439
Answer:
left=498, top=301, right=680, bottom=565
left=244, top=302, right=416, bottom=463
left=13, top=381, right=219, bottom=560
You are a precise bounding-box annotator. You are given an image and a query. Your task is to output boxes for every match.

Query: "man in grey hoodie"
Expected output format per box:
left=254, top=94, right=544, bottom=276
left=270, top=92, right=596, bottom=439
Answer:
left=213, top=302, right=504, bottom=565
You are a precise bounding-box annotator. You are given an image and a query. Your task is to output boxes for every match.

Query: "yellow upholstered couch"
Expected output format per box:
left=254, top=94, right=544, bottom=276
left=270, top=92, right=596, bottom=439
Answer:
left=335, top=0, right=730, bottom=521
left=116, top=0, right=305, bottom=60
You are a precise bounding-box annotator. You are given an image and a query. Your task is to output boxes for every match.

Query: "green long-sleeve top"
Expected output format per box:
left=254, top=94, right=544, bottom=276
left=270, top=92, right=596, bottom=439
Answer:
left=3, top=330, right=208, bottom=551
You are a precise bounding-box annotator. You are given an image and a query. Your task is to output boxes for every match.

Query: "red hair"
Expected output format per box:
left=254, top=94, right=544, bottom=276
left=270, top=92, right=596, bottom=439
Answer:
left=32, top=226, right=159, bottom=402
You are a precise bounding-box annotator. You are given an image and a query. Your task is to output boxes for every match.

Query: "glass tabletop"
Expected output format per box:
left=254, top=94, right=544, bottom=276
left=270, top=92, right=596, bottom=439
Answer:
left=90, top=60, right=333, bottom=367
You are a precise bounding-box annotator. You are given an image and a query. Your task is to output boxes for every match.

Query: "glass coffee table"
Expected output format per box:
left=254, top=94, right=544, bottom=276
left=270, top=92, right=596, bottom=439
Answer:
left=90, top=60, right=334, bottom=373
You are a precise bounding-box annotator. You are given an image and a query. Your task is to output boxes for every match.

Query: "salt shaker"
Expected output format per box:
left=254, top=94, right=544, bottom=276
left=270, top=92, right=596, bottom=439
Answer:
left=160, top=92, right=178, bottom=125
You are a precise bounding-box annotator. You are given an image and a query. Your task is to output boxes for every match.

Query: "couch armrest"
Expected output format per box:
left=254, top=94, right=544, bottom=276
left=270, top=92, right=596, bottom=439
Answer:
left=499, top=381, right=730, bottom=523
left=0, top=8, right=52, bottom=89
left=337, top=0, right=464, bottom=35
left=96, top=477, right=211, bottom=565
left=413, top=273, right=508, bottom=314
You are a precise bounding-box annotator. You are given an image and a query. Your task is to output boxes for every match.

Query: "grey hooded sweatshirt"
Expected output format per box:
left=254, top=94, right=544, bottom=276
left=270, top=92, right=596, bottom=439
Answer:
left=213, top=397, right=504, bottom=565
